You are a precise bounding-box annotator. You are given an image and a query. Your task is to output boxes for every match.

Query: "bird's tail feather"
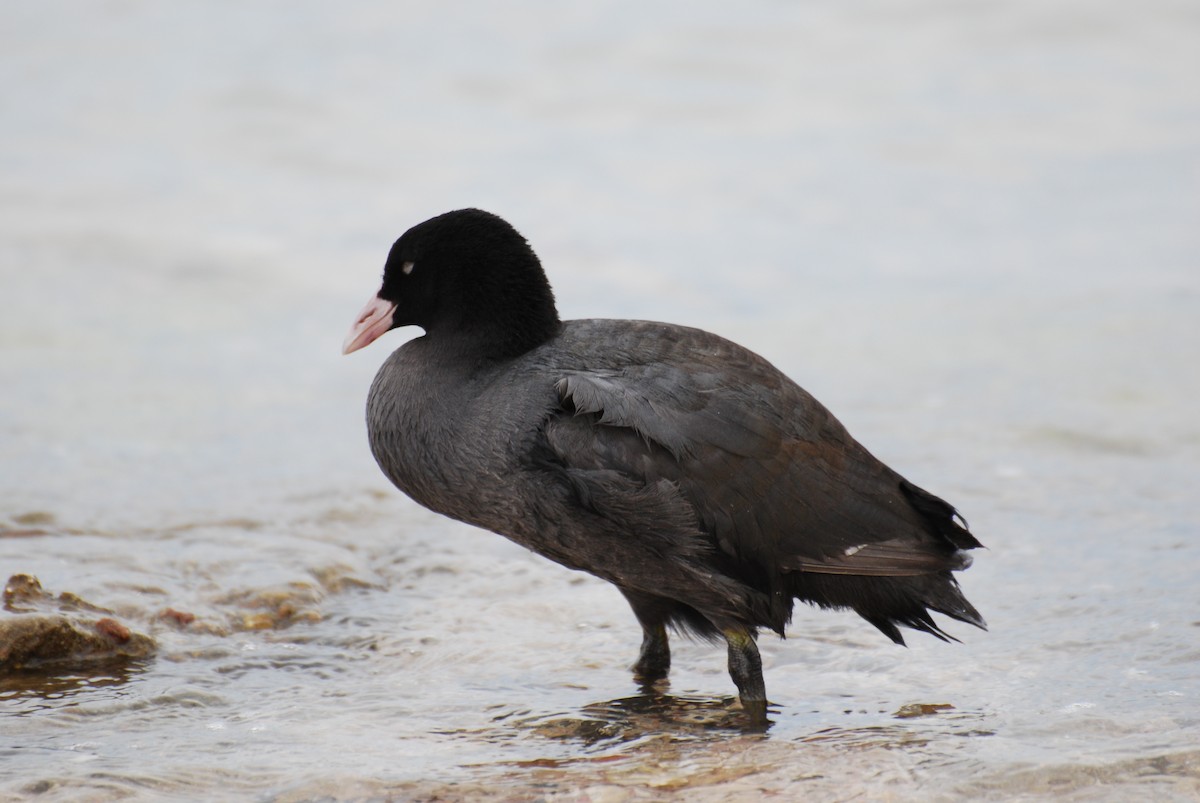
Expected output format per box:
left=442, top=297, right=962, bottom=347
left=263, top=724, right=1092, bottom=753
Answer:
left=789, top=571, right=986, bottom=645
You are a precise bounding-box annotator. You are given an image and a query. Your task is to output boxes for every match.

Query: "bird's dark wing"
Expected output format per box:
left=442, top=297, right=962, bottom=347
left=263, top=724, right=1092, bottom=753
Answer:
left=539, top=327, right=979, bottom=586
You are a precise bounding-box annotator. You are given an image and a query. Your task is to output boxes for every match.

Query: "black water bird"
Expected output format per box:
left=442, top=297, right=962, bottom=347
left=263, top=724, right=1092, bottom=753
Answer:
left=343, top=209, right=985, bottom=722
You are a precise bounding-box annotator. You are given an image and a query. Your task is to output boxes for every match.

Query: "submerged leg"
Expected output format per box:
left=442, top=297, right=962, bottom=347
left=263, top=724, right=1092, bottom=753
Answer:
left=634, top=622, right=671, bottom=681
left=619, top=589, right=672, bottom=681
left=724, top=628, right=767, bottom=723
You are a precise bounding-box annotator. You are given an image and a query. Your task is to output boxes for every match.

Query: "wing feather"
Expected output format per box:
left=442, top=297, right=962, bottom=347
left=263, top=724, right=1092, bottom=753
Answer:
left=541, top=326, right=975, bottom=583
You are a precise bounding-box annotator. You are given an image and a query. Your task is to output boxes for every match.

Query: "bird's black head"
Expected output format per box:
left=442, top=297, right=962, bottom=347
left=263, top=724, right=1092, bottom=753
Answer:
left=343, top=209, right=561, bottom=360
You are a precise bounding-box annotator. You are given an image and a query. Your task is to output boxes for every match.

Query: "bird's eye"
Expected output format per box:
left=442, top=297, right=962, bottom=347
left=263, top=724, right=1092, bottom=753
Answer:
left=402, top=261, right=415, bottom=275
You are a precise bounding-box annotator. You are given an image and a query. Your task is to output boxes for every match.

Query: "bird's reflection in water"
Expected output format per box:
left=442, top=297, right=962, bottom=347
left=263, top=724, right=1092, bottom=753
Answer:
left=510, top=689, right=776, bottom=750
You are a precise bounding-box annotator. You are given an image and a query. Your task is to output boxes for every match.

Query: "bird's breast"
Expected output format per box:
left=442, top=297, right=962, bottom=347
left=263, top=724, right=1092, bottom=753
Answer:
left=364, top=347, right=539, bottom=529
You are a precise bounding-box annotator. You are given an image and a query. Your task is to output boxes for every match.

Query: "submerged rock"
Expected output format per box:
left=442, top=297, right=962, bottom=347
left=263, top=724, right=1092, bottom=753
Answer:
left=157, top=607, right=197, bottom=628
left=217, top=582, right=324, bottom=631
left=3, top=574, right=54, bottom=611
left=4, top=573, right=112, bottom=615
left=894, top=702, right=955, bottom=719
left=0, top=575, right=155, bottom=672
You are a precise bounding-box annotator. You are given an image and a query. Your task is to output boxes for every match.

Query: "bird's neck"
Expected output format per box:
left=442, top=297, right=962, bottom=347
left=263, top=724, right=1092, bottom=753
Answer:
left=428, top=295, right=561, bottom=363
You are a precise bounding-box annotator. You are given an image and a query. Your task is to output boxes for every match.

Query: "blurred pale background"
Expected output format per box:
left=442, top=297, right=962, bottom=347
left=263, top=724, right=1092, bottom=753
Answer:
left=2, top=2, right=1198, bottom=800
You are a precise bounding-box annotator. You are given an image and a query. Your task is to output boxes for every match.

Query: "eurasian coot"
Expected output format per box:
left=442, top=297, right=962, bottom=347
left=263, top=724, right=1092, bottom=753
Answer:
left=343, top=208, right=985, bottom=722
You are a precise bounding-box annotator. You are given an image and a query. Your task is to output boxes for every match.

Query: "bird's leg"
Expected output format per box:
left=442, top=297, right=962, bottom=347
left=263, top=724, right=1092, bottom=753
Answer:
left=633, top=621, right=671, bottom=681
left=724, top=628, right=767, bottom=724
left=619, top=589, right=671, bottom=682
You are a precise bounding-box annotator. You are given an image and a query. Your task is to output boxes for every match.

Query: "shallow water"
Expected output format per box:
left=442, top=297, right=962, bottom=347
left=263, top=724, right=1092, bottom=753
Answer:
left=3, top=1, right=1199, bottom=800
